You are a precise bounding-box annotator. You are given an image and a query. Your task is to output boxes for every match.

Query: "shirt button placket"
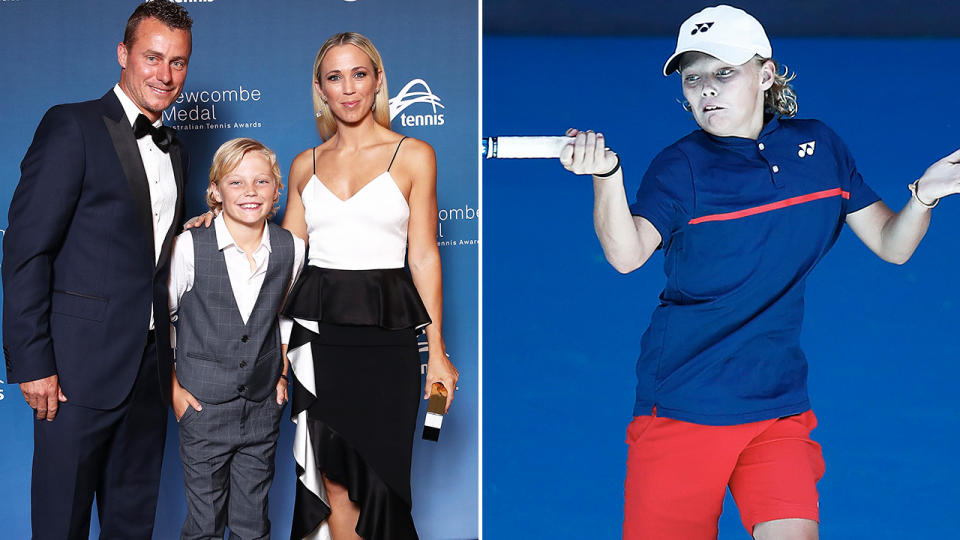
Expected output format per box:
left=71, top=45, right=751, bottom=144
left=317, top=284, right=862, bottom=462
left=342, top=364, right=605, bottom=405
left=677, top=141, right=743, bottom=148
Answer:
left=757, top=139, right=781, bottom=185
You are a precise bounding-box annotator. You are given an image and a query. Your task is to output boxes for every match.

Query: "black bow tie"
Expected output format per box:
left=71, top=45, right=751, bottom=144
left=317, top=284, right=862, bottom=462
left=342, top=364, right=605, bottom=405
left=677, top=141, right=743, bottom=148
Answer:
left=133, top=114, right=175, bottom=153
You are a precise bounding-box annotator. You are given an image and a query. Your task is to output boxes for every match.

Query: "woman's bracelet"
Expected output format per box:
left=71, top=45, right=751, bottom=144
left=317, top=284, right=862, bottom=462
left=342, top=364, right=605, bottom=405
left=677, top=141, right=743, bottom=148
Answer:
left=593, top=154, right=621, bottom=178
left=908, top=179, right=938, bottom=208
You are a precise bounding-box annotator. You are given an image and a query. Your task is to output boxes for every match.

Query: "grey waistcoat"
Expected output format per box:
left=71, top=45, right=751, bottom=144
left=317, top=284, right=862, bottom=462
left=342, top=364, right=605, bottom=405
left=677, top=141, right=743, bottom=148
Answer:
left=175, top=222, right=294, bottom=404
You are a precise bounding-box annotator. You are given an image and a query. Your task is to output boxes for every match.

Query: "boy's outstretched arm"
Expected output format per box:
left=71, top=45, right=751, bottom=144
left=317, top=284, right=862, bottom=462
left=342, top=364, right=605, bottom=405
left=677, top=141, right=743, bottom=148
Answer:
left=847, top=148, right=960, bottom=264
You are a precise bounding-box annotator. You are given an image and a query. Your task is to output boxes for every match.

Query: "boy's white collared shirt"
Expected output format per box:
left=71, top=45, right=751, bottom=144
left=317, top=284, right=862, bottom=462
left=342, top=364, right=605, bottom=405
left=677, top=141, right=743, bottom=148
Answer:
left=168, top=214, right=305, bottom=348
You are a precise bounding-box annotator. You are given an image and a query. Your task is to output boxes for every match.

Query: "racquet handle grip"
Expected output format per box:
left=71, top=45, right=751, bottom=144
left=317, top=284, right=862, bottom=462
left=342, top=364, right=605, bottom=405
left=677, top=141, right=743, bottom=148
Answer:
left=481, top=136, right=574, bottom=159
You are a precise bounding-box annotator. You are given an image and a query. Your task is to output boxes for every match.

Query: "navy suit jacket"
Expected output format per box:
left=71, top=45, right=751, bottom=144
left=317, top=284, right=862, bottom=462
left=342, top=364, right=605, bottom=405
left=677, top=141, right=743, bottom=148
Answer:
left=2, top=89, right=186, bottom=409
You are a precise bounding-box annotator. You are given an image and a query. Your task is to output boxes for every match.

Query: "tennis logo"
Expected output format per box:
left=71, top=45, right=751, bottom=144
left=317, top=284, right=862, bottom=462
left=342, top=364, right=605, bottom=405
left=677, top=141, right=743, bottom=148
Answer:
left=390, top=79, right=445, bottom=127
left=798, top=141, right=816, bottom=158
left=0, top=380, right=5, bottom=401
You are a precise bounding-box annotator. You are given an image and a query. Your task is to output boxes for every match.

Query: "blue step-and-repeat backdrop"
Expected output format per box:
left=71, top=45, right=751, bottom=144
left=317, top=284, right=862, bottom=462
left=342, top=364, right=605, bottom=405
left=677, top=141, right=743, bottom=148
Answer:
left=483, top=35, right=960, bottom=539
left=0, top=1, right=478, bottom=539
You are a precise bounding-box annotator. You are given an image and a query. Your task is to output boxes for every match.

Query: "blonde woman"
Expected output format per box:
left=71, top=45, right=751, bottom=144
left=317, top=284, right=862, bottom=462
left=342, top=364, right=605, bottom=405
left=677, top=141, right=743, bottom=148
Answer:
left=281, top=33, right=457, bottom=540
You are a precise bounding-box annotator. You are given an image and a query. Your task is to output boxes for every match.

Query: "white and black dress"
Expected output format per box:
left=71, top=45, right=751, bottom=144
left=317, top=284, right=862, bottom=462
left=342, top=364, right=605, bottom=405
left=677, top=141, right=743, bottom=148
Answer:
left=284, top=138, right=429, bottom=540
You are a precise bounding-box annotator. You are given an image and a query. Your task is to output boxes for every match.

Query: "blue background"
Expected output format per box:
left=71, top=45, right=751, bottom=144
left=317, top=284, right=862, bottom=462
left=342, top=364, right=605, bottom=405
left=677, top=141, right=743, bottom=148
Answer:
left=0, top=1, right=478, bottom=539
left=483, top=35, right=960, bottom=538
left=483, top=0, right=960, bottom=37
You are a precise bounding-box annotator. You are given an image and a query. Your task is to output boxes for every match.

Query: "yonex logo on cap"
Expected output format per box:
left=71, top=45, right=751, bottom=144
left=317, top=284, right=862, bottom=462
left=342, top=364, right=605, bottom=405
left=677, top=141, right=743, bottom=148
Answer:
left=691, top=22, right=714, bottom=35
left=664, top=6, right=772, bottom=76
left=798, top=141, right=816, bottom=158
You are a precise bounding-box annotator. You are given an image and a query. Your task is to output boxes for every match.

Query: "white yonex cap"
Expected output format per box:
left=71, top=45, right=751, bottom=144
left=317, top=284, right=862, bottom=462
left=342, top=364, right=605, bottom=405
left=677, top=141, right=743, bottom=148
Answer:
left=662, top=5, right=772, bottom=76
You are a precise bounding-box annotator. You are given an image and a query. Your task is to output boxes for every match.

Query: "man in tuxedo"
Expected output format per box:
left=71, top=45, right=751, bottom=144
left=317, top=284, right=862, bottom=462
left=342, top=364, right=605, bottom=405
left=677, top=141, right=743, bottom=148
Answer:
left=2, top=1, right=193, bottom=538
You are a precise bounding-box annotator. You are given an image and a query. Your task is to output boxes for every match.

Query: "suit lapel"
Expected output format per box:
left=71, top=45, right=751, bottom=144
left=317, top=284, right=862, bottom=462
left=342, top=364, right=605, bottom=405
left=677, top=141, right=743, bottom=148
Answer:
left=101, top=91, right=155, bottom=260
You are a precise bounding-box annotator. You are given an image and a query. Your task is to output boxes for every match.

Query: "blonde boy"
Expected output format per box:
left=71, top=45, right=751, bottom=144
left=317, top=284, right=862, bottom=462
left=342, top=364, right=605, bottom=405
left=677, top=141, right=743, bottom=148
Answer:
left=169, top=138, right=304, bottom=539
left=562, top=5, right=960, bottom=539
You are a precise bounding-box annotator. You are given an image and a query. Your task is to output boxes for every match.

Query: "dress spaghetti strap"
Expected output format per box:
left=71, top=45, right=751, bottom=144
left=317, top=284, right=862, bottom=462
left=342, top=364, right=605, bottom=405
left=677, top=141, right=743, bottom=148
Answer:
left=312, top=146, right=317, bottom=175
left=387, top=137, right=408, bottom=172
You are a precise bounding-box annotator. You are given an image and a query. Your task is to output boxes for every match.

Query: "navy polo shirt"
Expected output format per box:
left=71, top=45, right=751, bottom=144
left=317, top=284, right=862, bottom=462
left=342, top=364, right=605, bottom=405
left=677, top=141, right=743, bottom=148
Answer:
left=629, top=116, right=880, bottom=425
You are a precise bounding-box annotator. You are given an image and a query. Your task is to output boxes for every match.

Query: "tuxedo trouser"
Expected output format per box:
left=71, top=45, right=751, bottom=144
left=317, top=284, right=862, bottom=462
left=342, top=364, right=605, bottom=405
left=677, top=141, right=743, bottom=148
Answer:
left=31, top=333, right=168, bottom=540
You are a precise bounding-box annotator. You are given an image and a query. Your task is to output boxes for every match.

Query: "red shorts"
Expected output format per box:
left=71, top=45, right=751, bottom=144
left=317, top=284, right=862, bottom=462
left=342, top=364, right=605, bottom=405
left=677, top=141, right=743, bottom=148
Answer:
left=623, top=409, right=824, bottom=540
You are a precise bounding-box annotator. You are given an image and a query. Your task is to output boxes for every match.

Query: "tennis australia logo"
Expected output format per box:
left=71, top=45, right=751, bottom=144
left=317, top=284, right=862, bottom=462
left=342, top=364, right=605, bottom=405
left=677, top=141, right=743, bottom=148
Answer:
left=389, top=79, right=445, bottom=128
left=691, top=22, right=714, bottom=34
left=798, top=140, right=816, bottom=158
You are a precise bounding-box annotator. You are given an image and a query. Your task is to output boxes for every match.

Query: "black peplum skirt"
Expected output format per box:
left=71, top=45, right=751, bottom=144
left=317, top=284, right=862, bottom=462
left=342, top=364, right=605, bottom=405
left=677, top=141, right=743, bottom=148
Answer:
left=283, top=266, right=430, bottom=540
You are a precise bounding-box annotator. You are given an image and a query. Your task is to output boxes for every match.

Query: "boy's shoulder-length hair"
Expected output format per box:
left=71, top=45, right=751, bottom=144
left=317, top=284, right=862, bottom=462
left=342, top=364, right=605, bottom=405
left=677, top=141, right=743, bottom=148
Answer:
left=763, top=57, right=798, bottom=117
left=207, top=138, right=283, bottom=218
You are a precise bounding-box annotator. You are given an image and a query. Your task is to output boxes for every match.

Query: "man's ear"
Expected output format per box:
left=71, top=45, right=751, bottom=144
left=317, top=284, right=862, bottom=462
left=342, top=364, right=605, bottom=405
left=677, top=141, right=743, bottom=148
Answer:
left=117, top=42, right=128, bottom=70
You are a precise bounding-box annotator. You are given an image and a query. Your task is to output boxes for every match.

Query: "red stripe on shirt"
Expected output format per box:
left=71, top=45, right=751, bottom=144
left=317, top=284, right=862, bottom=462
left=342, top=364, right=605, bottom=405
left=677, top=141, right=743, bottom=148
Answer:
left=688, top=188, right=851, bottom=225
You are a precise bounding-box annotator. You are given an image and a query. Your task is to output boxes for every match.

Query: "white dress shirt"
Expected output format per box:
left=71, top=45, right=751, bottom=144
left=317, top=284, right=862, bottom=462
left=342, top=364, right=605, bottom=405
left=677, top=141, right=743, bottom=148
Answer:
left=113, top=84, right=178, bottom=264
left=113, top=84, right=179, bottom=330
left=168, top=215, right=306, bottom=349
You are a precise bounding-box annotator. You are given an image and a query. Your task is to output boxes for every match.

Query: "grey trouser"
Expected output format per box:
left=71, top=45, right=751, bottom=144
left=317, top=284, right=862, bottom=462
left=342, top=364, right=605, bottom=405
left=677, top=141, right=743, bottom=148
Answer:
left=177, top=395, right=285, bottom=540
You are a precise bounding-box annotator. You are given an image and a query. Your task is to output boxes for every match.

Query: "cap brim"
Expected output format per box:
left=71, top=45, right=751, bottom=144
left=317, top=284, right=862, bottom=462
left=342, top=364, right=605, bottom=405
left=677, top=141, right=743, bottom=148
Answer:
left=662, top=44, right=762, bottom=76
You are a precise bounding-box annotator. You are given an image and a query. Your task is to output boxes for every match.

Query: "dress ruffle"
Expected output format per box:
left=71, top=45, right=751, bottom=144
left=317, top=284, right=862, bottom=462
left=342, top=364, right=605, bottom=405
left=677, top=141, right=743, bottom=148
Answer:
left=286, top=269, right=423, bottom=540
left=290, top=417, right=418, bottom=540
left=282, top=266, right=430, bottom=331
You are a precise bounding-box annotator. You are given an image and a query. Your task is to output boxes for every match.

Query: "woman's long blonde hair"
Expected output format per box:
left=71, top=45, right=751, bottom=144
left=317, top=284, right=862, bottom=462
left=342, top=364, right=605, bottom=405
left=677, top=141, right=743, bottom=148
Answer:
left=312, top=32, right=391, bottom=141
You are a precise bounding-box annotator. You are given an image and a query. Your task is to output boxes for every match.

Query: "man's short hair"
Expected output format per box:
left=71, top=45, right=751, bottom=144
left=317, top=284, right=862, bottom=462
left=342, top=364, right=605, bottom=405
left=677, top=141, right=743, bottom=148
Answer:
left=123, top=0, right=193, bottom=47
